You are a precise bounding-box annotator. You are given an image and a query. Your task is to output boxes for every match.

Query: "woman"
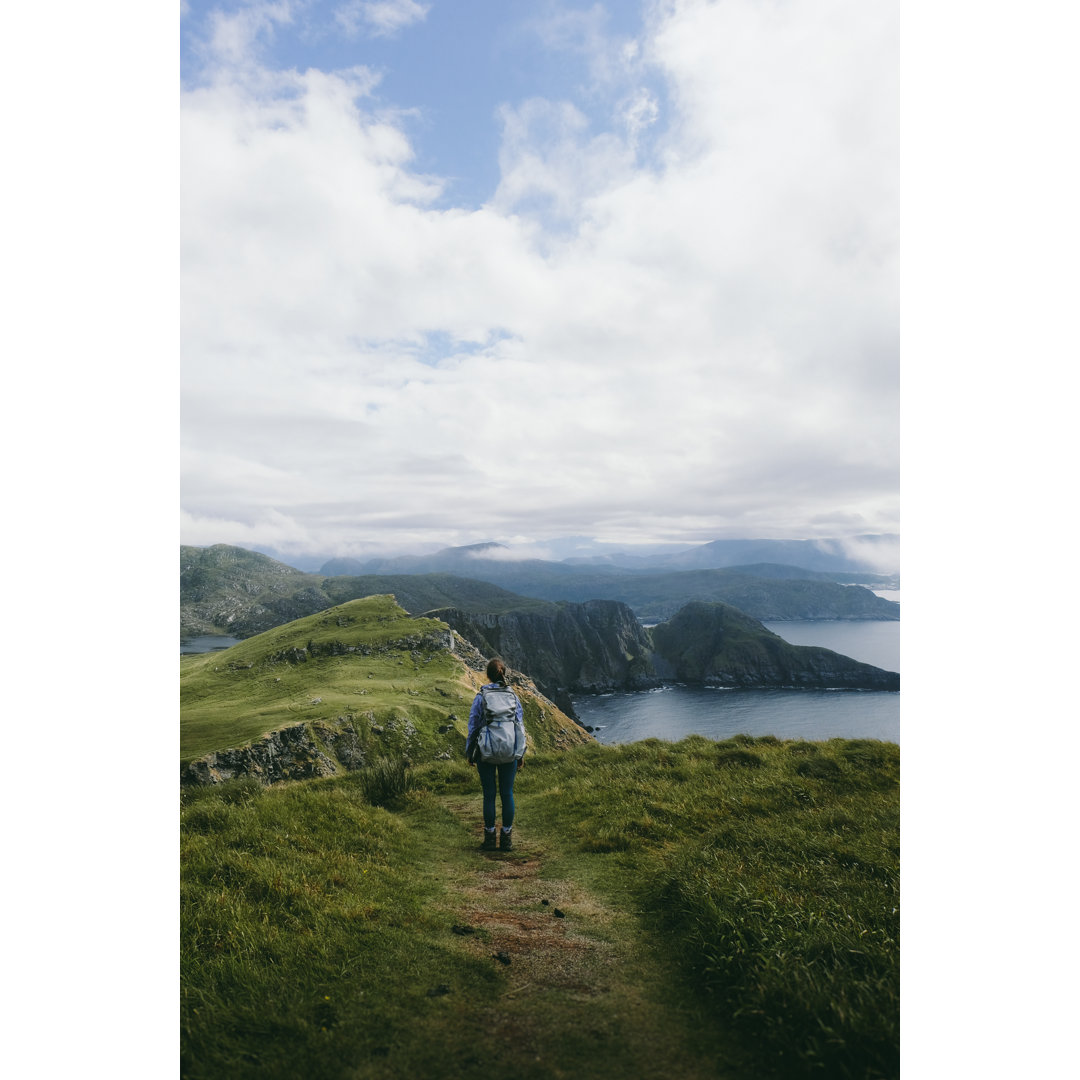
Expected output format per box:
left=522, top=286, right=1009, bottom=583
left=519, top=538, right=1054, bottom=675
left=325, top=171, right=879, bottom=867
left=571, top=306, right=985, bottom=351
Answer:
left=467, top=657, right=526, bottom=851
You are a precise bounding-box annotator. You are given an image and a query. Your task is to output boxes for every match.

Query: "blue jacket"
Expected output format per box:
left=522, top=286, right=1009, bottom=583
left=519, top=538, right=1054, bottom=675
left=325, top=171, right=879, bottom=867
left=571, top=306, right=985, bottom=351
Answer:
left=468, top=683, right=525, bottom=755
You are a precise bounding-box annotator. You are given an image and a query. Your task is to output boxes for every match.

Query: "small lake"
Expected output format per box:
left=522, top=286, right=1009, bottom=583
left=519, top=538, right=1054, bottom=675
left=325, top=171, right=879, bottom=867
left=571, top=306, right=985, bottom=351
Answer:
left=181, top=635, right=244, bottom=655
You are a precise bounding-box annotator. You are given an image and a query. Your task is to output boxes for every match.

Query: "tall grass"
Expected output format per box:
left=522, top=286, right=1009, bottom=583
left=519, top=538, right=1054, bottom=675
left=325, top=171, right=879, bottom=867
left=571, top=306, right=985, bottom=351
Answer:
left=181, top=736, right=899, bottom=1079
left=521, top=735, right=899, bottom=1078
left=357, top=756, right=411, bottom=807
left=180, top=772, right=503, bottom=1080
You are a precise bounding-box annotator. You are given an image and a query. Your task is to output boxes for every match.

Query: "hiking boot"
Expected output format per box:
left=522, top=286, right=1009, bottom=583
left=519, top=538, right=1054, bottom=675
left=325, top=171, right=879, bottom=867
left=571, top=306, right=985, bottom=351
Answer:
left=481, top=831, right=497, bottom=851
left=499, top=829, right=513, bottom=851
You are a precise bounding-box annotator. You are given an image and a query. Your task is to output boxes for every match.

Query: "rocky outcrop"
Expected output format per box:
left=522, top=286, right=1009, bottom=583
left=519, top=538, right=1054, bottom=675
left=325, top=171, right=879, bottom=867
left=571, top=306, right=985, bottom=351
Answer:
left=431, top=600, right=659, bottom=716
left=649, top=601, right=899, bottom=690
left=265, top=628, right=455, bottom=665
left=181, top=721, right=348, bottom=786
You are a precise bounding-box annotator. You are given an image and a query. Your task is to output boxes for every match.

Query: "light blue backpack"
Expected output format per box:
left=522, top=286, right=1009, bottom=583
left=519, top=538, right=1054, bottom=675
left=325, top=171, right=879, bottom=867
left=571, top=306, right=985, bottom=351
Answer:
left=474, top=686, right=525, bottom=765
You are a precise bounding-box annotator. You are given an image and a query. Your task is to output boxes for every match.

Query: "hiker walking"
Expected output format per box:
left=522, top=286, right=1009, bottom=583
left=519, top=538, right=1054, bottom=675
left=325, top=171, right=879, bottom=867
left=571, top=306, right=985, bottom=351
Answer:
left=466, top=657, right=526, bottom=851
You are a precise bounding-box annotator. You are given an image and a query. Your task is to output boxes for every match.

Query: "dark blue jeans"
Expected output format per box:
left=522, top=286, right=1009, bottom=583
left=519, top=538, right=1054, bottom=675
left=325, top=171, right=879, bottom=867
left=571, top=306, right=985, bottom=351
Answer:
left=476, top=760, right=518, bottom=829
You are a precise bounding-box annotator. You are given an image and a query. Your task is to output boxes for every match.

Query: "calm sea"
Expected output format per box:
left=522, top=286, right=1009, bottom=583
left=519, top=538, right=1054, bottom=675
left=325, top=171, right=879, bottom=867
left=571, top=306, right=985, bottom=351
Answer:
left=573, top=603, right=900, bottom=745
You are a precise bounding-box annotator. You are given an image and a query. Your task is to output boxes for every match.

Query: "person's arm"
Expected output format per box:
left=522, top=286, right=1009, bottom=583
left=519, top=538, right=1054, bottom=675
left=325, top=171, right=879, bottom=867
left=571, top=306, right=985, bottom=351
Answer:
left=465, top=692, right=484, bottom=763
left=467, top=692, right=484, bottom=740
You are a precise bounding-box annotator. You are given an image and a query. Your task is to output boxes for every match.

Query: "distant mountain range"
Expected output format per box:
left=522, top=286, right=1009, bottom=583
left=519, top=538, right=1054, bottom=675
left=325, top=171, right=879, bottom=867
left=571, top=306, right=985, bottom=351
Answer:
left=181, top=543, right=899, bottom=641
left=181, top=543, right=898, bottom=642
left=317, top=542, right=898, bottom=624
left=319, top=535, right=899, bottom=576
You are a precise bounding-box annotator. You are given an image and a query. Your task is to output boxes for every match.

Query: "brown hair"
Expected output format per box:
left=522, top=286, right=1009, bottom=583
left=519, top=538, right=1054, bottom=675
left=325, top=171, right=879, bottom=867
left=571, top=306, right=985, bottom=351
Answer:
left=485, top=657, right=508, bottom=684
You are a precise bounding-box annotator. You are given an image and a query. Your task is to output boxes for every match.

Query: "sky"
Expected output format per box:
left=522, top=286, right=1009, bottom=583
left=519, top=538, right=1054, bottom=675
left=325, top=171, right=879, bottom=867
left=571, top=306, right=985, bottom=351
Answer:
left=180, top=0, right=900, bottom=565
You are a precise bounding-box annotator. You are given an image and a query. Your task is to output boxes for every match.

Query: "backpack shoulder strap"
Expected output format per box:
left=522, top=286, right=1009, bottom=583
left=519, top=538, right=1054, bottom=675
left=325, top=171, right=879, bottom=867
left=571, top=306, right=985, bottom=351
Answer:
left=478, top=685, right=494, bottom=725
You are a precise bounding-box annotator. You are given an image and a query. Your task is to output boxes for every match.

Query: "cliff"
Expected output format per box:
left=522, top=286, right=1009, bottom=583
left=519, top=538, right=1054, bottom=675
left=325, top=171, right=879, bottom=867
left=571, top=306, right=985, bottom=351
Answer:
left=649, top=601, right=900, bottom=690
left=430, top=599, right=658, bottom=716
left=437, top=597, right=899, bottom=705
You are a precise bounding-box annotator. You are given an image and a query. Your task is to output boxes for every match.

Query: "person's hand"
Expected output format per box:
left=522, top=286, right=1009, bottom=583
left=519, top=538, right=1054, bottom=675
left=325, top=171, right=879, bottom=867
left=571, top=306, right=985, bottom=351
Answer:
left=517, top=758, right=525, bottom=771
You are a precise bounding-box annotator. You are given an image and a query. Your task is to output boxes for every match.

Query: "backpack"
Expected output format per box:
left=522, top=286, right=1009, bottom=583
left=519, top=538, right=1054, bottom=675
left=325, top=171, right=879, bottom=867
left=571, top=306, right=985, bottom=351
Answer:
left=471, top=685, right=525, bottom=765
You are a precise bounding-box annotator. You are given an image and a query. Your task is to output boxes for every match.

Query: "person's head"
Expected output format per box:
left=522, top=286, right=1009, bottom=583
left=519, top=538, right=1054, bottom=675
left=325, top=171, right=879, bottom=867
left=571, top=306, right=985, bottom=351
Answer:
left=486, top=657, right=508, bottom=684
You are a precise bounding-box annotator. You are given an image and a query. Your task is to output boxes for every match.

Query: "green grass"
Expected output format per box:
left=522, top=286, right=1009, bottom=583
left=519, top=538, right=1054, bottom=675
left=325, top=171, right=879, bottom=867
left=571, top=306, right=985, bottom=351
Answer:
left=181, top=735, right=898, bottom=1079
left=180, top=594, right=587, bottom=765
left=181, top=777, right=484, bottom=1080
left=520, top=736, right=899, bottom=1077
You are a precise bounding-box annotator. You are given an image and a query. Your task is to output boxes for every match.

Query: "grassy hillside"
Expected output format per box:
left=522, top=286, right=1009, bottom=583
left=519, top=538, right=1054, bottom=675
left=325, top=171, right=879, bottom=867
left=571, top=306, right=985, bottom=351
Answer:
left=181, top=736, right=899, bottom=1079
left=181, top=542, right=561, bottom=639
left=321, top=573, right=559, bottom=616
left=180, top=594, right=588, bottom=769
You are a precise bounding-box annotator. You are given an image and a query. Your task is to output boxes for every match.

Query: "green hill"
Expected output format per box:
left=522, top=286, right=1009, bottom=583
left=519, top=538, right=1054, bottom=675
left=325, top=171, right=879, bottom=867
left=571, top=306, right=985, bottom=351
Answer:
left=180, top=595, right=589, bottom=777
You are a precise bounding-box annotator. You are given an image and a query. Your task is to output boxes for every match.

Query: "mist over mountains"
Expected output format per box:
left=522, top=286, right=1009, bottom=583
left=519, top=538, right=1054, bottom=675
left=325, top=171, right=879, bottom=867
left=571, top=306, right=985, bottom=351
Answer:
left=317, top=535, right=899, bottom=577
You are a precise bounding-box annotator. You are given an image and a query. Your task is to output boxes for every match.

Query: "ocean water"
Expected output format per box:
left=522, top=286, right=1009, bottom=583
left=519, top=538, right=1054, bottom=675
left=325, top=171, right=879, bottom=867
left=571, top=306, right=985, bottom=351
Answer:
left=573, top=612, right=901, bottom=745
left=761, top=618, right=899, bottom=673
left=573, top=685, right=899, bottom=745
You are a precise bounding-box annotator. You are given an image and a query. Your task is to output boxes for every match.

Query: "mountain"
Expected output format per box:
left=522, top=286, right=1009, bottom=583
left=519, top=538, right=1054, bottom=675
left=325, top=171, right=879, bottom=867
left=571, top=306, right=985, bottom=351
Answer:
left=323, top=535, right=900, bottom=576
left=435, top=597, right=899, bottom=714
left=182, top=545, right=899, bottom=646
left=320, top=542, right=527, bottom=577
left=180, top=594, right=590, bottom=784
left=430, top=600, right=658, bottom=717
left=319, top=553, right=899, bottom=624
left=649, top=602, right=900, bottom=690
left=181, top=544, right=332, bottom=638
left=584, top=535, right=900, bottom=574
left=321, top=573, right=557, bottom=617
left=181, top=545, right=555, bottom=640
left=511, top=566, right=899, bottom=623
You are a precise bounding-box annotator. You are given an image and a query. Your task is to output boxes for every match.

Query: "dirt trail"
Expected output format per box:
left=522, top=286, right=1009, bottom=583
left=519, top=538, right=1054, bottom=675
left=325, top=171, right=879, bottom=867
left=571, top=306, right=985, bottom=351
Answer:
left=426, top=797, right=759, bottom=1080
left=440, top=797, right=620, bottom=1000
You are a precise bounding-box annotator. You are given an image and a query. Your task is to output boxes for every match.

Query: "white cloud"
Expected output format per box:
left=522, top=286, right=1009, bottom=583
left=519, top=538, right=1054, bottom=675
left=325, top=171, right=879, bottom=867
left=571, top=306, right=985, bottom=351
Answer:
left=181, top=0, right=899, bottom=556
left=335, top=0, right=430, bottom=39
left=198, top=1, right=293, bottom=70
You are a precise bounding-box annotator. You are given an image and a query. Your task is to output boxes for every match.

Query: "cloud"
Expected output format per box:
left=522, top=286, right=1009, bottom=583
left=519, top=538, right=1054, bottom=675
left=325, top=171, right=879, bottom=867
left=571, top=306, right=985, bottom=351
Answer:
left=195, top=1, right=294, bottom=71
left=335, top=0, right=430, bottom=38
left=181, top=0, right=899, bottom=556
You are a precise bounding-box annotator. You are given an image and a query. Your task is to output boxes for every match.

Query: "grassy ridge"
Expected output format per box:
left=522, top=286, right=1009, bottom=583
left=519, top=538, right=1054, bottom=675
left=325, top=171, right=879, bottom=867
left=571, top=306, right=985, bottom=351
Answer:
left=180, top=595, right=469, bottom=763
left=180, top=594, right=588, bottom=766
left=181, top=737, right=899, bottom=1079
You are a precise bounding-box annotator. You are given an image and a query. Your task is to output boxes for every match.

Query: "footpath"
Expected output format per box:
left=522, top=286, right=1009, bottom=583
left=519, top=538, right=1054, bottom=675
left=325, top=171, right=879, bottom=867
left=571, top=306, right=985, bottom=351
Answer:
left=387, top=794, right=770, bottom=1080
